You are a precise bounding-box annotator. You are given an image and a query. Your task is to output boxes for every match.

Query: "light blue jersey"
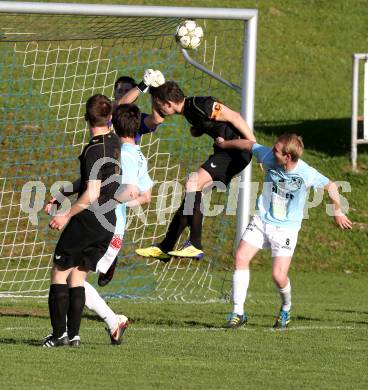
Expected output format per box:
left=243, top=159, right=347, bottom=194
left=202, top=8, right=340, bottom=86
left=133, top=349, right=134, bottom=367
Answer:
left=252, top=143, right=329, bottom=229
left=115, top=143, right=153, bottom=235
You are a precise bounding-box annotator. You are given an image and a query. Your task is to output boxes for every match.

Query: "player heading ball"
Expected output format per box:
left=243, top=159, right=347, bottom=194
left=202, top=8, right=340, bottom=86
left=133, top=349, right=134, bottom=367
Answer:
left=136, top=80, right=256, bottom=261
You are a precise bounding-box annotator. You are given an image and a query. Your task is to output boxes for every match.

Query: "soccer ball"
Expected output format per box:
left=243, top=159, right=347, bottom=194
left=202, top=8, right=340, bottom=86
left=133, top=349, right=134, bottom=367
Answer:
left=175, top=20, right=203, bottom=50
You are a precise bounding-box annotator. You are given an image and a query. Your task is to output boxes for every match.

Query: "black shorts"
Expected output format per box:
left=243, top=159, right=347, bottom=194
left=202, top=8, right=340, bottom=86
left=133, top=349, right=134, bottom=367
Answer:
left=53, top=208, right=119, bottom=272
left=201, top=150, right=252, bottom=186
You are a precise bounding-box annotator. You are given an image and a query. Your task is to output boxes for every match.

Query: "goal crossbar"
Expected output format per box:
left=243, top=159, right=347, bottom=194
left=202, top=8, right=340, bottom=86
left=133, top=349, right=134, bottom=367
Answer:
left=0, top=1, right=257, bottom=20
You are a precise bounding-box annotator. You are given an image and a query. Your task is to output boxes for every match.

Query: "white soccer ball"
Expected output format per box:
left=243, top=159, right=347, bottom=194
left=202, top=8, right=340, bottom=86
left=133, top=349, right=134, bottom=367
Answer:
left=175, top=20, right=203, bottom=50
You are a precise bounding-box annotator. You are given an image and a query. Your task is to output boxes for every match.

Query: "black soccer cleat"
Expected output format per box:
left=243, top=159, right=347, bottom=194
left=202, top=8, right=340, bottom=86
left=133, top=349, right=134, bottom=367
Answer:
left=98, top=258, right=118, bottom=287
left=224, top=312, right=248, bottom=329
left=42, top=332, right=70, bottom=348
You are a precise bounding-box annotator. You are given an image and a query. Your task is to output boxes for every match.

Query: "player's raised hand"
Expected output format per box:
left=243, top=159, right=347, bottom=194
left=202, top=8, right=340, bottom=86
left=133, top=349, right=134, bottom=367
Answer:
left=137, top=69, right=156, bottom=93
left=334, top=214, right=353, bottom=230
left=143, top=69, right=156, bottom=86
left=151, top=70, right=165, bottom=87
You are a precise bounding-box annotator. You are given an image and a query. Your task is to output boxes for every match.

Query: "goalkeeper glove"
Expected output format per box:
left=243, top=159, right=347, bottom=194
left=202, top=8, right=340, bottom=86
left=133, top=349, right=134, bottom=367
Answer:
left=138, top=69, right=155, bottom=93
left=150, top=70, right=165, bottom=87
left=138, top=69, right=165, bottom=92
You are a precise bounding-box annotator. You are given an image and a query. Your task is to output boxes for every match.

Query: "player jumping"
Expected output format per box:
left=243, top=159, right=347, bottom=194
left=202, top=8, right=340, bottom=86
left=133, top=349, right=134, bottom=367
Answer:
left=136, top=81, right=256, bottom=260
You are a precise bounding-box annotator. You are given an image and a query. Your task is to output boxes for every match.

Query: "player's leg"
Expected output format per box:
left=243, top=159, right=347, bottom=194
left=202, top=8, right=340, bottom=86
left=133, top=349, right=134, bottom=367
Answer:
left=270, top=228, right=298, bottom=328
left=97, top=233, right=123, bottom=287
left=43, top=264, right=73, bottom=347
left=99, top=206, right=125, bottom=286
left=225, top=239, right=259, bottom=328
left=186, top=168, right=212, bottom=250
left=168, top=168, right=212, bottom=258
left=272, top=256, right=292, bottom=328
left=66, top=266, right=87, bottom=345
left=137, top=168, right=212, bottom=259
left=171, top=151, right=251, bottom=259
left=135, top=199, right=187, bottom=260
left=84, top=281, right=128, bottom=345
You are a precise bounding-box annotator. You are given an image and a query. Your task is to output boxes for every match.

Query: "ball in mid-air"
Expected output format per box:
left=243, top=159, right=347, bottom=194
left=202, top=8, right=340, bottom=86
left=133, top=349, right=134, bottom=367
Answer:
left=175, top=20, right=203, bottom=50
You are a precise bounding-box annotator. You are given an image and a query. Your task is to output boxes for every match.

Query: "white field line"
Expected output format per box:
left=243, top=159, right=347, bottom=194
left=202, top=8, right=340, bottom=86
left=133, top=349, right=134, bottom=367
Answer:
left=2, top=325, right=358, bottom=333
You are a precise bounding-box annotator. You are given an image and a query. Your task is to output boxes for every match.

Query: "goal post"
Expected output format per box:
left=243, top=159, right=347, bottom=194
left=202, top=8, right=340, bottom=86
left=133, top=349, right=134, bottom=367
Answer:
left=0, top=1, right=257, bottom=300
left=351, top=53, right=368, bottom=171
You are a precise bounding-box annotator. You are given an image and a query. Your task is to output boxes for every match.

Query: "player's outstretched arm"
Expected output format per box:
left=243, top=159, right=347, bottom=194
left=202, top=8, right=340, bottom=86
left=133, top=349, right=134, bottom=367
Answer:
left=118, top=69, right=165, bottom=106
left=118, top=87, right=140, bottom=105
left=212, top=103, right=256, bottom=142
left=216, top=137, right=255, bottom=151
left=325, top=181, right=353, bottom=230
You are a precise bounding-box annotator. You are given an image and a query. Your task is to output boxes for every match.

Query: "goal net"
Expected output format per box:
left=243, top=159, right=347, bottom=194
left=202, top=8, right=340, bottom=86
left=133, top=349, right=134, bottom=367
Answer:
left=0, top=4, right=256, bottom=301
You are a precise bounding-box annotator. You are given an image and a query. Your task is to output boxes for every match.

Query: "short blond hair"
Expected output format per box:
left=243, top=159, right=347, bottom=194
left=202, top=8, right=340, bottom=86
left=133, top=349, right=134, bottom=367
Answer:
left=276, top=133, right=304, bottom=162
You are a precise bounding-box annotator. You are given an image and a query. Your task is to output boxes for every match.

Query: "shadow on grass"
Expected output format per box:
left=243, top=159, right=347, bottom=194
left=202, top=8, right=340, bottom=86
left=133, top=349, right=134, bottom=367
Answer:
left=255, top=118, right=357, bottom=156
left=325, top=308, right=368, bottom=315
left=0, top=311, right=103, bottom=323
left=130, top=317, right=218, bottom=328
left=0, top=337, right=41, bottom=346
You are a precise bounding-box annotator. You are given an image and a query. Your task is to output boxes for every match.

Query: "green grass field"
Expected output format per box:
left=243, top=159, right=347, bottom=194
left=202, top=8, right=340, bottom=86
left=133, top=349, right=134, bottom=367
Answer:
left=1, top=271, right=367, bottom=389
left=1, top=0, right=368, bottom=388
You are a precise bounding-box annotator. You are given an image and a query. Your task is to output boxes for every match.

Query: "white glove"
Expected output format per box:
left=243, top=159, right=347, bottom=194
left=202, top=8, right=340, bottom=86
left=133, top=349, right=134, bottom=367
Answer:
left=150, top=70, right=165, bottom=88
left=137, top=69, right=155, bottom=92
left=143, top=68, right=156, bottom=87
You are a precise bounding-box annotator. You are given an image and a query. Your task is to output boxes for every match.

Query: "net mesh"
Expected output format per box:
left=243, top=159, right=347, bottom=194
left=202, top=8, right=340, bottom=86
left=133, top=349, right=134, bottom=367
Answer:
left=0, top=12, right=245, bottom=301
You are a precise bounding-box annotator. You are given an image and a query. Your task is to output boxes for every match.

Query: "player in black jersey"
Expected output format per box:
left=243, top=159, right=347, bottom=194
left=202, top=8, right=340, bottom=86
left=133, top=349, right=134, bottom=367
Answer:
left=136, top=81, right=256, bottom=260
left=43, top=94, right=121, bottom=347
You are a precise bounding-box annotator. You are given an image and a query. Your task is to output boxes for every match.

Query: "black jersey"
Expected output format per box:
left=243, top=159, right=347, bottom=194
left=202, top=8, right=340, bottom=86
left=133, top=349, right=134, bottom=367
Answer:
left=78, top=131, right=121, bottom=205
left=183, top=96, right=243, bottom=152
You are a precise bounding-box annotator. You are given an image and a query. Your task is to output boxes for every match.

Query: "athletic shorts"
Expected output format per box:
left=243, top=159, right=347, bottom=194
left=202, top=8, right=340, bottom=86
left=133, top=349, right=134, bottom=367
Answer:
left=241, top=214, right=299, bottom=258
left=201, top=150, right=252, bottom=186
left=53, top=208, right=122, bottom=273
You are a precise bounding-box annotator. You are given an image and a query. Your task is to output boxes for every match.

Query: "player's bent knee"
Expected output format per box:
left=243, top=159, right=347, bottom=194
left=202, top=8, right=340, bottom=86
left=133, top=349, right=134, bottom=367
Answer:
left=235, top=251, right=251, bottom=269
left=272, top=272, right=288, bottom=288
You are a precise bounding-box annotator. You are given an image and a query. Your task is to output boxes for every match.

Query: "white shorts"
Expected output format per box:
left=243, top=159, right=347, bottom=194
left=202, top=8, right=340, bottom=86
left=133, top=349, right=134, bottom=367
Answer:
left=241, top=214, right=299, bottom=258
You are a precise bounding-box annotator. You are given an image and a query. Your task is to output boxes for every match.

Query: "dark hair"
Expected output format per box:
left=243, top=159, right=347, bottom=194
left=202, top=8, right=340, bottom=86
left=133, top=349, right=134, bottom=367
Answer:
left=85, top=94, right=112, bottom=127
left=112, top=104, right=141, bottom=138
left=149, top=81, right=185, bottom=103
left=114, top=76, right=137, bottom=101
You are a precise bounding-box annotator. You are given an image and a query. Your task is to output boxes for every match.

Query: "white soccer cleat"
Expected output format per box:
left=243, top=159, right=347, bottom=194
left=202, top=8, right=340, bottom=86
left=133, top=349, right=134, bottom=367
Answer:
left=108, top=314, right=129, bottom=345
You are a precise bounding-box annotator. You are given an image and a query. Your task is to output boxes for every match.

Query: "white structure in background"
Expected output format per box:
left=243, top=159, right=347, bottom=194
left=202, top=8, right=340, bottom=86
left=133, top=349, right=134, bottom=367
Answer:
left=351, top=53, right=368, bottom=171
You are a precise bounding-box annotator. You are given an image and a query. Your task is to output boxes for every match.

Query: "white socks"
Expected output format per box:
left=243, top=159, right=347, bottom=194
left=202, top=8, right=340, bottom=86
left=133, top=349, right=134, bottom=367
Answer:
left=232, top=269, right=250, bottom=316
left=84, top=281, right=119, bottom=331
left=278, top=279, right=291, bottom=312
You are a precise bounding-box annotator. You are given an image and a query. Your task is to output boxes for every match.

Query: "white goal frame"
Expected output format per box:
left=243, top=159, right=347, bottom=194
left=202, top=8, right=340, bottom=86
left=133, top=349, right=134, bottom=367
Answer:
left=0, top=1, right=257, bottom=249
left=351, top=53, right=368, bottom=171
